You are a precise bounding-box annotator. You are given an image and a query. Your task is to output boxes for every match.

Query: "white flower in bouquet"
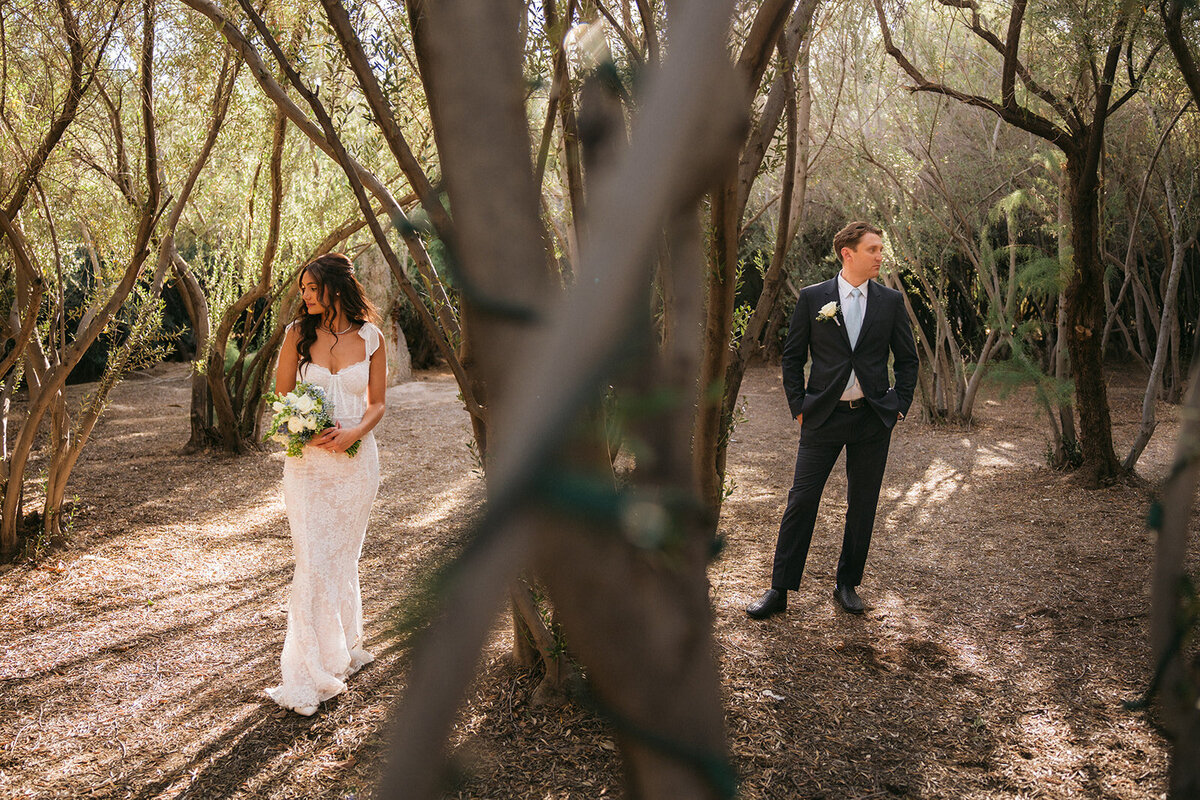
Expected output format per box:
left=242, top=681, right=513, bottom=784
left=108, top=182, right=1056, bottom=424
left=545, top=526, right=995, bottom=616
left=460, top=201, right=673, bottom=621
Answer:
left=287, top=416, right=306, bottom=434
left=272, top=400, right=286, bottom=413
left=294, top=394, right=316, bottom=414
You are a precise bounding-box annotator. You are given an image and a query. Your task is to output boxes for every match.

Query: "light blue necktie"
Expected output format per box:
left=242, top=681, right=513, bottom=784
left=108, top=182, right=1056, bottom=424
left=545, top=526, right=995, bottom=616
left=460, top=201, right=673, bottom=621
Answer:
left=844, top=287, right=863, bottom=397
left=845, top=287, right=863, bottom=347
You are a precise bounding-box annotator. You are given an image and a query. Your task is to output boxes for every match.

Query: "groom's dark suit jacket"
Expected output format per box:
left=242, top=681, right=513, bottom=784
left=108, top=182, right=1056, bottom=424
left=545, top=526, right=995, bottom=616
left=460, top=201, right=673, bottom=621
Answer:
left=783, top=276, right=919, bottom=431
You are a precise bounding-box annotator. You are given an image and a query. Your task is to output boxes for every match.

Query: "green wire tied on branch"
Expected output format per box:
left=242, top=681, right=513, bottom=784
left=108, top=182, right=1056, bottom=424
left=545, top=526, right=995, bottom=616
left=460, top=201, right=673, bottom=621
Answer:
left=532, top=468, right=718, bottom=558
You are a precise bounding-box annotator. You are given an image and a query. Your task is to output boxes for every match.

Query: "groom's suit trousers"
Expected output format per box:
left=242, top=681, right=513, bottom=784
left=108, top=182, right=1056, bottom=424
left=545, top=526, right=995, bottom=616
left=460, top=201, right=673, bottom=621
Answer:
left=770, top=403, right=892, bottom=591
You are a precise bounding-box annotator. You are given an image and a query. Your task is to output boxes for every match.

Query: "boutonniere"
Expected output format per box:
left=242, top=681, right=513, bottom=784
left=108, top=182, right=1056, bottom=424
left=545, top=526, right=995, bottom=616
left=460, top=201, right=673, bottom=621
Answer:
left=816, top=301, right=841, bottom=325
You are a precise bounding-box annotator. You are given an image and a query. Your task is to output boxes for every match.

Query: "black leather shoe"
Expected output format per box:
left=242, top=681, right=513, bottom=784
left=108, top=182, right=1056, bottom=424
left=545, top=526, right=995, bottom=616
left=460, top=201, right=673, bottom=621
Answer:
left=747, top=589, right=787, bottom=619
left=833, top=585, right=865, bottom=614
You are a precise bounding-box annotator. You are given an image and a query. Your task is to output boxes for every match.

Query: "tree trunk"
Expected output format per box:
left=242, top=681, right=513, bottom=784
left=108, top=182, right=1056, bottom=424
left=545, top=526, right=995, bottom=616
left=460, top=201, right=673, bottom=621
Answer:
left=380, top=2, right=746, bottom=796
left=1124, top=215, right=1195, bottom=470
left=1063, top=150, right=1121, bottom=485
left=694, top=0, right=812, bottom=512
left=203, top=111, right=286, bottom=453
left=715, top=5, right=819, bottom=485
left=172, top=252, right=216, bottom=451
left=1148, top=332, right=1200, bottom=798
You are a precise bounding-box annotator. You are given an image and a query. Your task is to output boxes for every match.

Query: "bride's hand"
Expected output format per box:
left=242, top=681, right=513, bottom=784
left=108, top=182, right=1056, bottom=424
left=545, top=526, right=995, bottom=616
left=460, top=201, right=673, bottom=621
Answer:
left=317, top=422, right=359, bottom=453
left=309, top=424, right=340, bottom=450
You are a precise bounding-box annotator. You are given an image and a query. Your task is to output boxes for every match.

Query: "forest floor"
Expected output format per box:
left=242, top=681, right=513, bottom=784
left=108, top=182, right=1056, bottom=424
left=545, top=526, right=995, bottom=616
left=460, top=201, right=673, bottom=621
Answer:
left=0, top=361, right=1193, bottom=800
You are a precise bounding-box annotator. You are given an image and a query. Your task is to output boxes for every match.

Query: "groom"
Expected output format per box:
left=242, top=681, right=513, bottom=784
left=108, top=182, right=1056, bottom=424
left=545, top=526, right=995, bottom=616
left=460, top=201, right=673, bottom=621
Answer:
left=747, top=221, right=918, bottom=619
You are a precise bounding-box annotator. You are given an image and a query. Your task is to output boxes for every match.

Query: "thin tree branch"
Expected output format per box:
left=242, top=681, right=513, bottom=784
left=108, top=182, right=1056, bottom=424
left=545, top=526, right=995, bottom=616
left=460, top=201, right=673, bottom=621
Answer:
left=872, top=0, right=1071, bottom=148
left=318, top=0, right=455, bottom=244
left=594, top=0, right=644, bottom=68
left=634, top=0, right=659, bottom=63
left=229, top=0, right=483, bottom=421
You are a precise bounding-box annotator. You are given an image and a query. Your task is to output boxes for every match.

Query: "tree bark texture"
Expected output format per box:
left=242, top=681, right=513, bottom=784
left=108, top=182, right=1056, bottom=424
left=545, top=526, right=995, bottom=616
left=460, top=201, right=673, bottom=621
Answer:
left=872, top=0, right=1136, bottom=482
left=1, top=0, right=162, bottom=550
left=180, top=0, right=465, bottom=362
left=1063, top=152, right=1121, bottom=484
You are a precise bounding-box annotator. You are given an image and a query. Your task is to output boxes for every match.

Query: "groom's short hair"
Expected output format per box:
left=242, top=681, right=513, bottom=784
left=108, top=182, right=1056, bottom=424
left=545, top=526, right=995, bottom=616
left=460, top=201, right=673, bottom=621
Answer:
left=833, top=221, right=883, bottom=260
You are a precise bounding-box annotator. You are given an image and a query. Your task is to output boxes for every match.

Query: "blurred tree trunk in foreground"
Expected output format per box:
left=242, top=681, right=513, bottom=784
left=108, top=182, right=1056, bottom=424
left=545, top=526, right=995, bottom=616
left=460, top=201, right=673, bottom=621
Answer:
left=378, top=1, right=750, bottom=797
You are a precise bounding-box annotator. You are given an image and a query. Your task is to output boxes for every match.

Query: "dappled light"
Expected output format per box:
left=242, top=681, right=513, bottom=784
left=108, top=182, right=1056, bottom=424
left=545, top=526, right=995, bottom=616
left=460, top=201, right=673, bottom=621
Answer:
left=0, top=349, right=1189, bottom=799
left=2, top=0, right=1197, bottom=796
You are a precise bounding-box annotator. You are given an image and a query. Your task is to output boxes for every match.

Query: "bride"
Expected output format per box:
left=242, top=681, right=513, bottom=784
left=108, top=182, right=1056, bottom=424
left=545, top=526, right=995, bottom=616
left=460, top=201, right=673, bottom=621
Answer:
left=267, top=252, right=386, bottom=716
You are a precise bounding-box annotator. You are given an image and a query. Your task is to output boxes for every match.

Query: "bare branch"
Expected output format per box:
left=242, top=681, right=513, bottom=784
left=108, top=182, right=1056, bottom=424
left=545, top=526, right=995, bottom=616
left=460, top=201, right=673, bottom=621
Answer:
left=872, top=0, right=1070, bottom=148
left=736, top=1, right=817, bottom=218
left=229, top=0, right=484, bottom=423
left=95, top=82, right=135, bottom=203
left=318, top=0, right=455, bottom=244
left=382, top=0, right=746, bottom=794
left=544, top=0, right=586, bottom=236
left=4, top=0, right=85, bottom=218
left=0, top=210, right=44, bottom=382
left=735, top=0, right=792, bottom=88
left=176, top=0, right=463, bottom=343
left=1000, top=0, right=1027, bottom=108
left=634, top=0, right=659, bottom=63
left=1163, top=0, right=1200, bottom=107
left=594, top=0, right=644, bottom=67
left=1111, top=39, right=1164, bottom=115
left=150, top=52, right=240, bottom=292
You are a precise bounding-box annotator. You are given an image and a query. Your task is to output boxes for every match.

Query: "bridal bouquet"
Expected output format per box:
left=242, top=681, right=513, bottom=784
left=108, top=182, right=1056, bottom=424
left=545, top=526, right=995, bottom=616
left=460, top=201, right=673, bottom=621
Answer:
left=263, top=382, right=360, bottom=457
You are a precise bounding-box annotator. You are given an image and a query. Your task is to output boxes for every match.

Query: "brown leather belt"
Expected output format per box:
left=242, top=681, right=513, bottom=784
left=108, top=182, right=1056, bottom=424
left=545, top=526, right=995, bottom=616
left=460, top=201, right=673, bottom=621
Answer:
left=836, top=398, right=867, bottom=410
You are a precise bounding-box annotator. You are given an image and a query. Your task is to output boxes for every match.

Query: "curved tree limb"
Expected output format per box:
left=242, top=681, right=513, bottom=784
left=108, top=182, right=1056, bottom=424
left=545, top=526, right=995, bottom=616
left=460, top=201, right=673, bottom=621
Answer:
left=318, top=0, right=455, bottom=244
left=0, top=211, right=44, bottom=383
left=380, top=0, right=746, bottom=795
left=634, top=0, right=659, bottom=63
left=1162, top=0, right=1200, bottom=108
left=872, top=0, right=1070, bottom=148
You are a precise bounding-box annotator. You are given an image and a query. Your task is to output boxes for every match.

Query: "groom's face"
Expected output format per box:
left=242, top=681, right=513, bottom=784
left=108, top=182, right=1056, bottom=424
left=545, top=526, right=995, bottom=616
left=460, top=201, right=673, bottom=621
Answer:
left=840, top=232, right=884, bottom=285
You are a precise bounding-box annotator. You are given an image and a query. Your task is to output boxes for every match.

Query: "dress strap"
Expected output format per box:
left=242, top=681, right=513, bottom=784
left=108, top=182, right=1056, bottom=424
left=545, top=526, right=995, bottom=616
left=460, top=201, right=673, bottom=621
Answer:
left=359, top=322, right=382, bottom=359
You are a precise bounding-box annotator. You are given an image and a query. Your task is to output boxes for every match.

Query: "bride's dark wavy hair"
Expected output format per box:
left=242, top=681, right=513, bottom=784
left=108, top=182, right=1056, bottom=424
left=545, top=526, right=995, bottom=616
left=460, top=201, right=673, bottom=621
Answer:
left=292, top=253, right=380, bottom=375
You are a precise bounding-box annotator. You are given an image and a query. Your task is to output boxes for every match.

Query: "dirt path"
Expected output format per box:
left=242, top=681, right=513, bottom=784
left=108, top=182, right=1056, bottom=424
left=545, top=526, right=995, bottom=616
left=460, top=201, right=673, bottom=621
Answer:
left=0, top=362, right=1187, bottom=799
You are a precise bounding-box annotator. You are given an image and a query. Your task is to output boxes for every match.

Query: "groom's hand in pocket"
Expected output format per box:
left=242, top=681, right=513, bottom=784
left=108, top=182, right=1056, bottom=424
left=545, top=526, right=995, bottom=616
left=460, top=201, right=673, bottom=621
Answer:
left=795, top=413, right=803, bottom=430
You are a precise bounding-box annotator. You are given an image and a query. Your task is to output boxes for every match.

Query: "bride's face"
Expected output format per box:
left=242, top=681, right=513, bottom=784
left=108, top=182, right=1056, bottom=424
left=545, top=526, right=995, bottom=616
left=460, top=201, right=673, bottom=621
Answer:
left=300, top=272, right=332, bottom=316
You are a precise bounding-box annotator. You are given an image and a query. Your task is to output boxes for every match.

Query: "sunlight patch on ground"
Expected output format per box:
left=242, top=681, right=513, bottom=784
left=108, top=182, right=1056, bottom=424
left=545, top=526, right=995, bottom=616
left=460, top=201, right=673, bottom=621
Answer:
left=394, top=475, right=480, bottom=530
left=890, top=458, right=966, bottom=523
left=943, top=634, right=995, bottom=676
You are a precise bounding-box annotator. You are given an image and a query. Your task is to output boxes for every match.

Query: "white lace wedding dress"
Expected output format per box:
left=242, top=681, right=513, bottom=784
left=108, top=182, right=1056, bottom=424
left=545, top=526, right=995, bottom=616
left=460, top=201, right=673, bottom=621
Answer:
left=267, top=322, right=382, bottom=716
